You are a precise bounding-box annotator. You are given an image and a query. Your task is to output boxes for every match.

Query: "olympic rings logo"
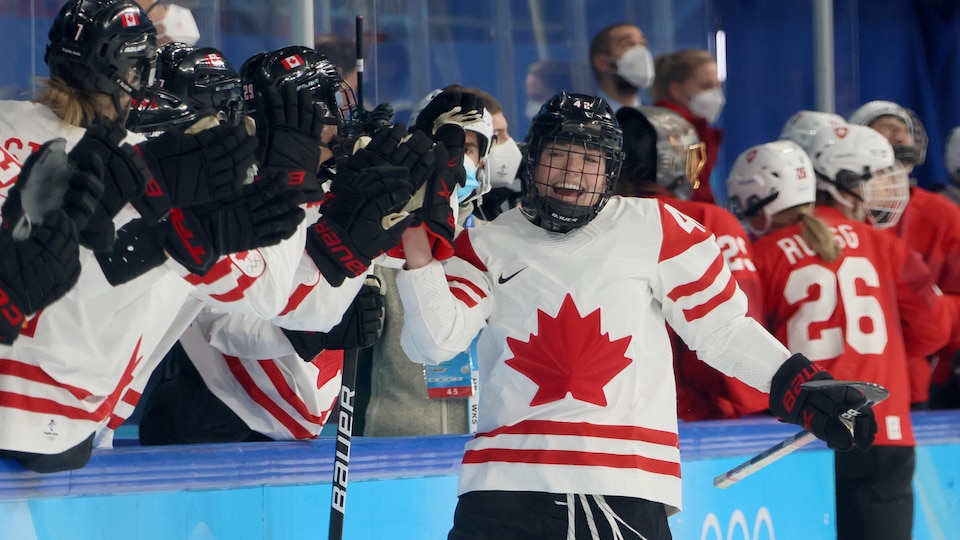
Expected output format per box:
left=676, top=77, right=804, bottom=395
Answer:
left=700, top=507, right=775, bottom=540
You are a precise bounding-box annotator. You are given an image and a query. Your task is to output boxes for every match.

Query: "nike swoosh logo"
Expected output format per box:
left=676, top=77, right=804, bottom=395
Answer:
left=498, top=267, right=528, bottom=284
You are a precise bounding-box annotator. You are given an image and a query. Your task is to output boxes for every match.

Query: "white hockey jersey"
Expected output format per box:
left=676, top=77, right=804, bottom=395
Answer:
left=396, top=197, right=791, bottom=514
left=0, top=101, right=310, bottom=454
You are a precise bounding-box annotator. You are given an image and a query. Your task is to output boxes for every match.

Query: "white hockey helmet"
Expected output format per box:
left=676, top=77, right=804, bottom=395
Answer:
left=809, top=124, right=909, bottom=228
left=779, top=110, right=847, bottom=156
left=726, top=140, right=816, bottom=234
left=848, top=100, right=926, bottom=167
left=945, top=126, right=960, bottom=186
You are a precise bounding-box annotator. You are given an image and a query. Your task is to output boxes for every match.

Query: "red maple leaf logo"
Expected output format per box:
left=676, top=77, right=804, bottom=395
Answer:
left=505, top=294, right=632, bottom=407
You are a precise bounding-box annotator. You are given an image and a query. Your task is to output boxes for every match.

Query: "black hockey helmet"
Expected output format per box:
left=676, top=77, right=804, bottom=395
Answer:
left=128, top=43, right=242, bottom=134
left=45, top=0, right=158, bottom=116
left=521, top=91, right=624, bottom=232
left=240, top=45, right=359, bottom=163
left=617, top=106, right=705, bottom=200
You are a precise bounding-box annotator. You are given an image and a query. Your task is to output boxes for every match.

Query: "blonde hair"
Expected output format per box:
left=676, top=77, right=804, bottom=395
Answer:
left=651, top=49, right=715, bottom=104
left=771, top=204, right=841, bottom=262
left=34, top=77, right=118, bottom=127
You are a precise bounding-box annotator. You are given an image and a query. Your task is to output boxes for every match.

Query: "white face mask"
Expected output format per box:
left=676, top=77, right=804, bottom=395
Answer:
left=616, top=45, right=655, bottom=89
left=484, top=138, right=523, bottom=189
left=158, top=4, right=200, bottom=46
left=525, top=100, right=542, bottom=119
left=688, top=87, right=726, bottom=124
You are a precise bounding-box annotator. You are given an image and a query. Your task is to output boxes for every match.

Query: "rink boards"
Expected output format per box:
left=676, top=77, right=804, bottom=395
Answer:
left=0, top=411, right=957, bottom=539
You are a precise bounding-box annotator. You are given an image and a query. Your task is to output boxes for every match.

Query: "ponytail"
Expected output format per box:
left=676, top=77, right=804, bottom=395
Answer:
left=798, top=206, right=841, bottom=262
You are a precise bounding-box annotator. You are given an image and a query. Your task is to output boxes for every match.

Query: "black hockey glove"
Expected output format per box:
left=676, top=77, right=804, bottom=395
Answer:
left=68, top=120, right=152, bottom=251
left=0, top=209, right=81, bottom=344
left=769, top=354, right=878, bottom=452
left=356, top=102, right=395, bottom=138
left=361, top=123, right=438, bottom=191
left=413, top=90, right=485, bottom=192
left=306, top=159, right=414, bottom=286
left=134, top=122, right=258, bottom=221
left=281, top=276, right=385, bottom=360
left=3, top=138, right=104, bottom=239
left=414, top=142, right=457, bottom=260
left=255, top=82, right=327, bottom=173
left=98, top=171, right=306, bottom=282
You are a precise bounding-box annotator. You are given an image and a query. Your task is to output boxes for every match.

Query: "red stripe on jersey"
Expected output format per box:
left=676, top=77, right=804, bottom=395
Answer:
left=453, top=230, right=488, bottom=272
left=182, top=258, right=233, bottom=285
left=0, top=359, right=93, bottom=399
left=0, top=337, right=144, bottom=422
left=667, top=254, right=725, bottom=303
left=224, top=355, right=315, bottom=439
left=278, top=281, right=317, bottom=316
left=205, top=273, right=257, bottom=303
left=478, top=419, right=679, bottom=447
left=258, top=359, right=325, bottom=424
left=682, top=274, right=738, bottom=323
left=448, top=275, right=486, bottom=299
left=451, top=287, right=477, bottom=307
left=313, top=349, right=343, bottom=389
left=462, top=448, right=681, bottom=477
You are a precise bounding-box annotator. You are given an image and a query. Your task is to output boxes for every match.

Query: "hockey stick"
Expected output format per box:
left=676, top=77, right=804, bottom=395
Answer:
left=328, top=345, right=359, bottom=540
left=713, top=380, right=889, bottom=489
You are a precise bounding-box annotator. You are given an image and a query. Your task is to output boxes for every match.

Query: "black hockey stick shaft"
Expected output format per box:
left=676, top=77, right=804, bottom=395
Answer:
left=328, top=346, right=359, bottom=540
left=355, top=15, right=364, bottom=108
left=713, top=380, right=889, bottom=489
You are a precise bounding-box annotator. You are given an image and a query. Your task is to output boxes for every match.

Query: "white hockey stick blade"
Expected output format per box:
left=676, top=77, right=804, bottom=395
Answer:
left=713, top=380, right=888, bottom=489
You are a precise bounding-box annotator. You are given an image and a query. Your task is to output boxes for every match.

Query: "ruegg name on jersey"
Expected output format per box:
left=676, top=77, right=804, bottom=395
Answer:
left=775, top=224, right=860, bottom=264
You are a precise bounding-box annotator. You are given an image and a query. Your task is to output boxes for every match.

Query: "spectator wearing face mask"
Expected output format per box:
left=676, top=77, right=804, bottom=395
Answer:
left=135, top=0, right=200, bottom=45
left=652, top=49, right=725, bottom=204
left=588, top=22, right=654, bottom=111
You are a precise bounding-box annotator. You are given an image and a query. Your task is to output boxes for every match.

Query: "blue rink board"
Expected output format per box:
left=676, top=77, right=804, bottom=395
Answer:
left=0, top=411, right=957, bottom=540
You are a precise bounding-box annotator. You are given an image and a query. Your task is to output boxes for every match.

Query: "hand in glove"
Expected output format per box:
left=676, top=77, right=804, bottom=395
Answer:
left=3, top=139, right=104, bottom=242
left=361, top=123, right=438, bottom=191
left=280, top=276, right=385, bottom=360
left=769, top=353, right=878, bottom=452
left=97, top=171, right=306, bottom=282
left=356, top=102, right=394, bottom=138
left=254, top=82, right=327, bottom=173
left=67, top=119, right=152, bottom=251
left=305, top=157, right=414, bottom=286
left=134, top=121, right=258, bottom=221
left=413, top=90, right=484, bottom=192
left=0, top=209, right=81, bottom=344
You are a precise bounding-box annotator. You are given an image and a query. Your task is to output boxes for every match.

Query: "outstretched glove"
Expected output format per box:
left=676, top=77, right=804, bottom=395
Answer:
left=281, top=276, right=385, bottom=360
left=0, top=209, right=80, bottom=344
left=134, top=121, right=258, bottom=221
left=361, top=123, right=438, bottom=191
left=413, top=90, right=485, bottom=192
left=769, top=354, right=878, bottom=451
left=411, top=142, right=457, bottom=260
left=3, top=138, right=104, bottom=242
left=68, top=119, right=150, bottom=251
left=356, top=102, right=395, bottom=138
left=305, top=156, right=414, bottom=286
left=254, top=82, right=327, bottom=173
left=97, top=171, right=306, bottom=283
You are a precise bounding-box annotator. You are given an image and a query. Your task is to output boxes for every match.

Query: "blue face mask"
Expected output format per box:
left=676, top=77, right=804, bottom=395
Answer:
left=458, top=155, right=480, bottom=203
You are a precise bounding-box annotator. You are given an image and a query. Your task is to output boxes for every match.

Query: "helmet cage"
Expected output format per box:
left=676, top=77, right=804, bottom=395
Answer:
left=45, top=0, right=158, bottom=117
left=521, top=92, right=623, bottom=233
left=861, top=163, right=909, bottom=229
